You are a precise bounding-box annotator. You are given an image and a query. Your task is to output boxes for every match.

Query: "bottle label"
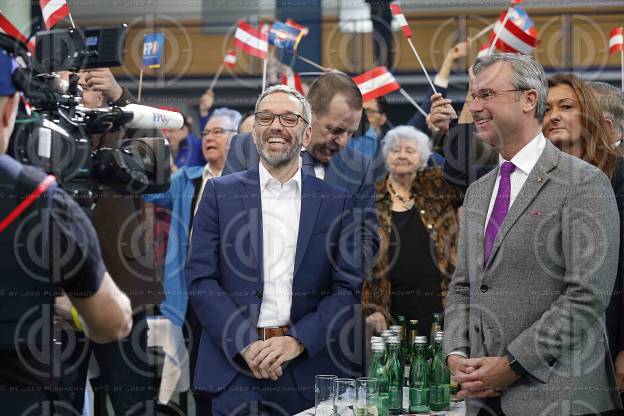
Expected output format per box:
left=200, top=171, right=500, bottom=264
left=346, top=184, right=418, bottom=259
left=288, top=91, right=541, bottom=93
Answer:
left=403, top=365, right=410, bottom=379
left=402, top=386, right=409, bottom=412
left=429, top=384, right=450, bottom=411
left=389, top=387, right=402, bottom=411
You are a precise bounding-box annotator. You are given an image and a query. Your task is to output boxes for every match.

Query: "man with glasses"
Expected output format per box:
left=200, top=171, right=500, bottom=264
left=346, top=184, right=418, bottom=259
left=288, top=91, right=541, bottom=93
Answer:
left=443, top=53, right=621, bottom=416
left=186, top=85, right=362, bottom=415
left=348, top=96, right=389, bottom=160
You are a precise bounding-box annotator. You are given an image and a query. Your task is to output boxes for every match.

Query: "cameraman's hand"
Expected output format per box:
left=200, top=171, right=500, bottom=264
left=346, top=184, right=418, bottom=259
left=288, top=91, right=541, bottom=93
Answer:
left=82, top=68, right=123, bottom=102
left=54, top=293, right=77, bottom=331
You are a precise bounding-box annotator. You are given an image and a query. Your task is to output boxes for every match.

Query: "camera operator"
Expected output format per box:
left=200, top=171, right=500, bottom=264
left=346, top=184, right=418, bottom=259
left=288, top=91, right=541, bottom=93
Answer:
left=52, top=67, right=163, bottom=415
left=0, top=48, right=132, bottom=414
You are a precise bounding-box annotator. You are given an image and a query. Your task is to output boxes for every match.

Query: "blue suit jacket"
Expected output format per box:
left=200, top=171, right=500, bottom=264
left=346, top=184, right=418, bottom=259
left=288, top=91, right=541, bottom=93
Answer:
left=185, top=166, right=363, bottom=399
left=223, top=132, right=379, bottom=265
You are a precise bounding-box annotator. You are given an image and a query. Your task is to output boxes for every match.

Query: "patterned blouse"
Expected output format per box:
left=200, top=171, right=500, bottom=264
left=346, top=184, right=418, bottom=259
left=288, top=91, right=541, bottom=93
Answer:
left=362, top=166, right=465, bottom=321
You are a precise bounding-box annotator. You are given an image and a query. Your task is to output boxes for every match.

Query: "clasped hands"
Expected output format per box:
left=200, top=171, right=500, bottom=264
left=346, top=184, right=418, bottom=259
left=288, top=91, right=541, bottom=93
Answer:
left=447, top=355, right=522, bottom=399
left=241, top=336, right=305, bottom=381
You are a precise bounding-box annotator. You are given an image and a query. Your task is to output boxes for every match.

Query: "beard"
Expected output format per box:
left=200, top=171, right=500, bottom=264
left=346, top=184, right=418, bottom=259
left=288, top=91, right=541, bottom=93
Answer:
left=255, top=128, right=304, bottom=168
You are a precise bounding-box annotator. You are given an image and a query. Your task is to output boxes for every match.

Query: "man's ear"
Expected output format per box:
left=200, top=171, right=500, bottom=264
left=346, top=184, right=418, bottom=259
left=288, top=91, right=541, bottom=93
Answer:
left=303, top=126, right=312, bottom=148
left=523, top=89, right=538, bottom=116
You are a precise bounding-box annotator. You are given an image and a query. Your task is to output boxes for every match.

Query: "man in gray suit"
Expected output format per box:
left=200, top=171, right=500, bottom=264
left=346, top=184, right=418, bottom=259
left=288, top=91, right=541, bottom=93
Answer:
left=444, top=53, right=622, bottom=415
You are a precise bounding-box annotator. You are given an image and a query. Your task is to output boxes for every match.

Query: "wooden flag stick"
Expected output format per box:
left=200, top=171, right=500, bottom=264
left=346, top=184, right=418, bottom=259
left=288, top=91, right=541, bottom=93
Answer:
left=406, top=38, right=437, bottom=94
left=399, top=88, right=427, bottom=118
left=296, top=55, right=327, bottom=71
left=68, top=13, right=76, bottom=29
left=262, top=58, right=268, bottom=92
left=471, top=23, right=495, bottom=42
left=138, top=68, right=144, bottom=103
left=209, top=64, right=224, bottom=91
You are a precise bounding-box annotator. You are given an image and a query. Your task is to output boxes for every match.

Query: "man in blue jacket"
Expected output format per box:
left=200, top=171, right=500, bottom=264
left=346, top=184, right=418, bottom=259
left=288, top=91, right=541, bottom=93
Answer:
left=186, top=85, right=362, bottom=415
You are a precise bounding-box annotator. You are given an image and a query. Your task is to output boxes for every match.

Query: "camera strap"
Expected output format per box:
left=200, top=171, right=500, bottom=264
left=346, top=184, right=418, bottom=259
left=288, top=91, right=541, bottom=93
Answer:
left=0, top=174, right=56, bottom=233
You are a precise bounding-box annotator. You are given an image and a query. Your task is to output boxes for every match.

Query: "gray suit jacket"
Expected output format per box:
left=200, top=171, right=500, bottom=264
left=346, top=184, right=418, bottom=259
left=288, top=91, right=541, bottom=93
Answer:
left=444, top=140, right=622, bottom=415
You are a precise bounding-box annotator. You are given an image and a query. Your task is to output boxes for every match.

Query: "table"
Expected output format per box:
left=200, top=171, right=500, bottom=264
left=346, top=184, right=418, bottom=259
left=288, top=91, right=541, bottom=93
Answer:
left=294, top=401, right=465, bottom=416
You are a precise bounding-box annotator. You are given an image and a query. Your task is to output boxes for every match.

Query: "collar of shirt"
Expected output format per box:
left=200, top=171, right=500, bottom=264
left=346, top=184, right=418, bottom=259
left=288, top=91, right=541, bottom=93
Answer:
left=497, top=132, right=547, bottom=176
left=202, top=163, right=219, bottom=181
left=258, top=161, right=302, bottom=197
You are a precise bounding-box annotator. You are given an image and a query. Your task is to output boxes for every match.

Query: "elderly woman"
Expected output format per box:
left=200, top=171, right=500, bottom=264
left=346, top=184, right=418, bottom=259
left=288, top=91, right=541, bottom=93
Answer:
left=362, top=126, right=464, bottom=337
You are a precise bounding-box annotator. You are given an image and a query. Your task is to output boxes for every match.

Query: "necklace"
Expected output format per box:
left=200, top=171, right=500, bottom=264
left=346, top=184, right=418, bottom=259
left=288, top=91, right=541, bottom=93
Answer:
left=388, top=179, right=414, bottom=210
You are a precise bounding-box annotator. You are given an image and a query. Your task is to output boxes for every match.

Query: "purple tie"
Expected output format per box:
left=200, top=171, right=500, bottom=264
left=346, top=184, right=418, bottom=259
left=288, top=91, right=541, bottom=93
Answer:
left=484, top=161, right=516, bottom=266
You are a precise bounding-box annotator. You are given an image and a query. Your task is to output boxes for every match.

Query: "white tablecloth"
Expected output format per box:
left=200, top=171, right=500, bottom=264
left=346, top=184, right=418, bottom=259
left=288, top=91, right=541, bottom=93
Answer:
left=147, top=316, right=190, bottom=404
left=293, top=400, right=465, bottom=416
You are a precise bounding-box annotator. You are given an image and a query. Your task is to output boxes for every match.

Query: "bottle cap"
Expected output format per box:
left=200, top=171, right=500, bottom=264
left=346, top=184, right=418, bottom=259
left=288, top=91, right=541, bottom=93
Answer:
left=388, top=336, right=401, bottom=345
left=413, top=336, right=428, bottom=345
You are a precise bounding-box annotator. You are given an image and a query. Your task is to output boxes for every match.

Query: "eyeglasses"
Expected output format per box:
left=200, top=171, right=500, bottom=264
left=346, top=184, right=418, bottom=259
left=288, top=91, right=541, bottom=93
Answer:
left=203, top=128, right=237, bottom=137
left=255, top=111, right=308, bottom=128
left=469, top=89, right=526, bottom=103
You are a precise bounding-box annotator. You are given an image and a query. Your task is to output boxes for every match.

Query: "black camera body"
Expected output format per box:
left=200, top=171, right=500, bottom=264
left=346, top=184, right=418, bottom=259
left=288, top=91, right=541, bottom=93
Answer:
left=1, top=27, right=172, bottom=207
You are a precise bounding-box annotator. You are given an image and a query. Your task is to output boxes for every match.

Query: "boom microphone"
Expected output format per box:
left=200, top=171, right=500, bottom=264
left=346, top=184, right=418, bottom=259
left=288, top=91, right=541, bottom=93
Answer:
left=123, top=104, right=184, bottom=130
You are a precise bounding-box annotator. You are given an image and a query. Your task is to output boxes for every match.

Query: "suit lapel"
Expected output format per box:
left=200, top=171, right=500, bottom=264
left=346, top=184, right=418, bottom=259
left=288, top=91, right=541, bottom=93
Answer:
left=486, top=141, right=559, bottom=268
left=240, top=166, right=263, bottom=282
left=293, top=174, right=322, bottom=277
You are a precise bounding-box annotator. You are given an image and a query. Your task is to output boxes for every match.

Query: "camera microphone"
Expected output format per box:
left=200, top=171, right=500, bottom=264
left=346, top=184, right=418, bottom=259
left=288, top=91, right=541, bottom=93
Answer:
left=122, top=104, right=184, bottom=130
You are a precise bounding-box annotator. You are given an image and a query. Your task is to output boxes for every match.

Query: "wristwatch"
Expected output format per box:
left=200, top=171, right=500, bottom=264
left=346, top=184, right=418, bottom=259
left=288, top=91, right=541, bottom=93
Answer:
left=507, top=351, right=527, bottom=377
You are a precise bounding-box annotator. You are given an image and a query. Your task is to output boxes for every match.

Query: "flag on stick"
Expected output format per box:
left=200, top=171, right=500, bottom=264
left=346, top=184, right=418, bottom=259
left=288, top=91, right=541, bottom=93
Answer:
left=285, top=19, right=309, bottom=36
left=353, top=66, right=400, bottom=102
left=280, top=71, right=304, bottom=94
left=390, top=4, right=412, bottom=38
left=609, top=27, right=623, bottom=55
left=224, top=49, right=237, bottom=68
left=234, top=20, right=268, bottom=59
left=0, top=12, right=35, bottom=52
left=488, top=8, right=540, bottom=55
left=269, top=21, right=304, bottom=53
left=477, top=43, right=490, bottom=58
left=40, top=0, right=71, bottom=29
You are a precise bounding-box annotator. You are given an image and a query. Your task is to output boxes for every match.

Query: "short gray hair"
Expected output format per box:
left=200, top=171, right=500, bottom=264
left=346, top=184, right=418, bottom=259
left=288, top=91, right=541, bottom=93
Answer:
left=209, top=107, right=241, bottom=130
left=254, top=85, right=312, bottom=126
left=589, top=81, right=624, bottom=138
left=382, top=125, right=431, bottom=171
left=473, top=53, right=548, bottom=123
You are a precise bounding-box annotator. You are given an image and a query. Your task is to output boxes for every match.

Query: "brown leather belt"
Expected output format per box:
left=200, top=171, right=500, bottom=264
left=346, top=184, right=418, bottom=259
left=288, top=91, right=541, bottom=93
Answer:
left=257, top=326, right=289, bottom=341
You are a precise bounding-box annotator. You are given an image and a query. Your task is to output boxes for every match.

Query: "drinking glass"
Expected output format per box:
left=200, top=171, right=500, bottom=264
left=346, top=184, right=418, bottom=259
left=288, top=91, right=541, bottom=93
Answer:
left=315, top=375, right=337, bottom=416
left=333, top=378, right=355, bottom=416
left=355, top=377, right=379, bottom=416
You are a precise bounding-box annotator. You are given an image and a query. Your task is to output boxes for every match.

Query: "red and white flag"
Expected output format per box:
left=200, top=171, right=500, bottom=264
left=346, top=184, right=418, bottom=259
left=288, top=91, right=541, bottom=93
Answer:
left=390, top=4, right=412, bottom=39
left=285, top=18, right=309, bottom=36
left=488, top=8, right=540, bottom=55
left=234, top=20, right=268, bottom=59
left=609, top=27, right=624, bottom=55
left=40, top=0, right=71, bottom=30
left=353, top=66, right=400, bottom=102
left=0, top=12, right=35, bottom=52
left=280, top=72, right=304, bottom=94
left=477, top=43, right=490, bottom=58
left=223, top=50, right=236, bottom=68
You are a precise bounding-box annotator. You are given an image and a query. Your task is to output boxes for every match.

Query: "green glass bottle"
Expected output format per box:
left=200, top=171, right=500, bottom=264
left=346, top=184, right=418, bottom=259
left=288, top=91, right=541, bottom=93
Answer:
left=429, top=331, right=450, bottom=411
left=369, top=342, right=389, bottom=416
left=386, top=336, right=402, bottom=415
left=409, top=336, right=430, bottom=414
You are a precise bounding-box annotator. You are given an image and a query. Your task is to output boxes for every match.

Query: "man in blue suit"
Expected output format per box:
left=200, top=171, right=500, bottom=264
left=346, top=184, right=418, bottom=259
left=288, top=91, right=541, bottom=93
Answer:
left=186, top=85, right=363, bottom=415
left=223, top=73, right=378, bottom=265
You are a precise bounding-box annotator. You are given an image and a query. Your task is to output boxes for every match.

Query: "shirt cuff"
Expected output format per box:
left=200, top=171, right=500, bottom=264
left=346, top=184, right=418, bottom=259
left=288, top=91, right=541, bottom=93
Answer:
left=434, top=75, right=449, bottom=89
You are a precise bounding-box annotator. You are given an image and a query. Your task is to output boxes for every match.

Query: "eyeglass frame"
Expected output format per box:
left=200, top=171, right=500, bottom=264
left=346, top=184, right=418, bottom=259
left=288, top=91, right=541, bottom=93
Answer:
left=254, top=111, right=309, bottom=128
left=468, top=88, right=527, bottom=104
left=202, top=127, right=238, bottom=137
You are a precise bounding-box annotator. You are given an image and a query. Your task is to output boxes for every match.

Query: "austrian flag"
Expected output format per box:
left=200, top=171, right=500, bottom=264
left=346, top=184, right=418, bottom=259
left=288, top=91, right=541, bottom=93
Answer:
left=40, top=0, right=71, bottom=30
left=353, top=66, right=400, bottom=102
left=488, top=8, right=540, bottom=55
left=0, top=13, right=35, bottom=52
left=390, top=4, right=412, bottom=38
left=609, top=27, right=623, bottom=55
left=223, top=50, right=236, bottom=68
left=280, top=72, right=304, bottom=94
left=234, top=21, right=268, bottom=59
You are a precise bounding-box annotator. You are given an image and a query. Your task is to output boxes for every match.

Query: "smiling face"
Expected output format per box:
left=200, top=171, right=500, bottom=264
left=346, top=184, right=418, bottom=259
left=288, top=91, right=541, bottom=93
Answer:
left=543, top=84, right=583, bottom=150
left=253, top=91, right=311, bottom=167
left=469, top=61, right=526, bottom=149
left=307, top=94, right=361, bottom=163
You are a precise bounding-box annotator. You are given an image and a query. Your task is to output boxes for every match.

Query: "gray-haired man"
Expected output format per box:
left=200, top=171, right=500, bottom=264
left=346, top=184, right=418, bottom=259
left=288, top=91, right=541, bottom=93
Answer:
left=444, top=53, right=622, bottom=415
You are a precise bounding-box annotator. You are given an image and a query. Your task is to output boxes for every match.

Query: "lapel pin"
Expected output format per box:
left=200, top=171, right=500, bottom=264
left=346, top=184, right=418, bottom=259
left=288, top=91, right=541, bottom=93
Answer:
left=536, top=176, right=543, bottom=182
left=531, top=209, right=542, bottom=217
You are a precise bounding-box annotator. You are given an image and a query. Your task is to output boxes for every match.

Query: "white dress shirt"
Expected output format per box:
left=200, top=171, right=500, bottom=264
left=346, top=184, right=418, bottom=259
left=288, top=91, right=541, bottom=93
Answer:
left=484, top=132, right=547, bottom=233
left=194, top=164, right=220, bottom=214
left=257, top=162, right=302, bottom=327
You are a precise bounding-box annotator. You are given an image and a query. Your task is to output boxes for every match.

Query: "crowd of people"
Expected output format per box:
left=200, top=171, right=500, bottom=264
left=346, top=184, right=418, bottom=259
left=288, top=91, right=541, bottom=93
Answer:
left=2, top=25, right=624, bottom=415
